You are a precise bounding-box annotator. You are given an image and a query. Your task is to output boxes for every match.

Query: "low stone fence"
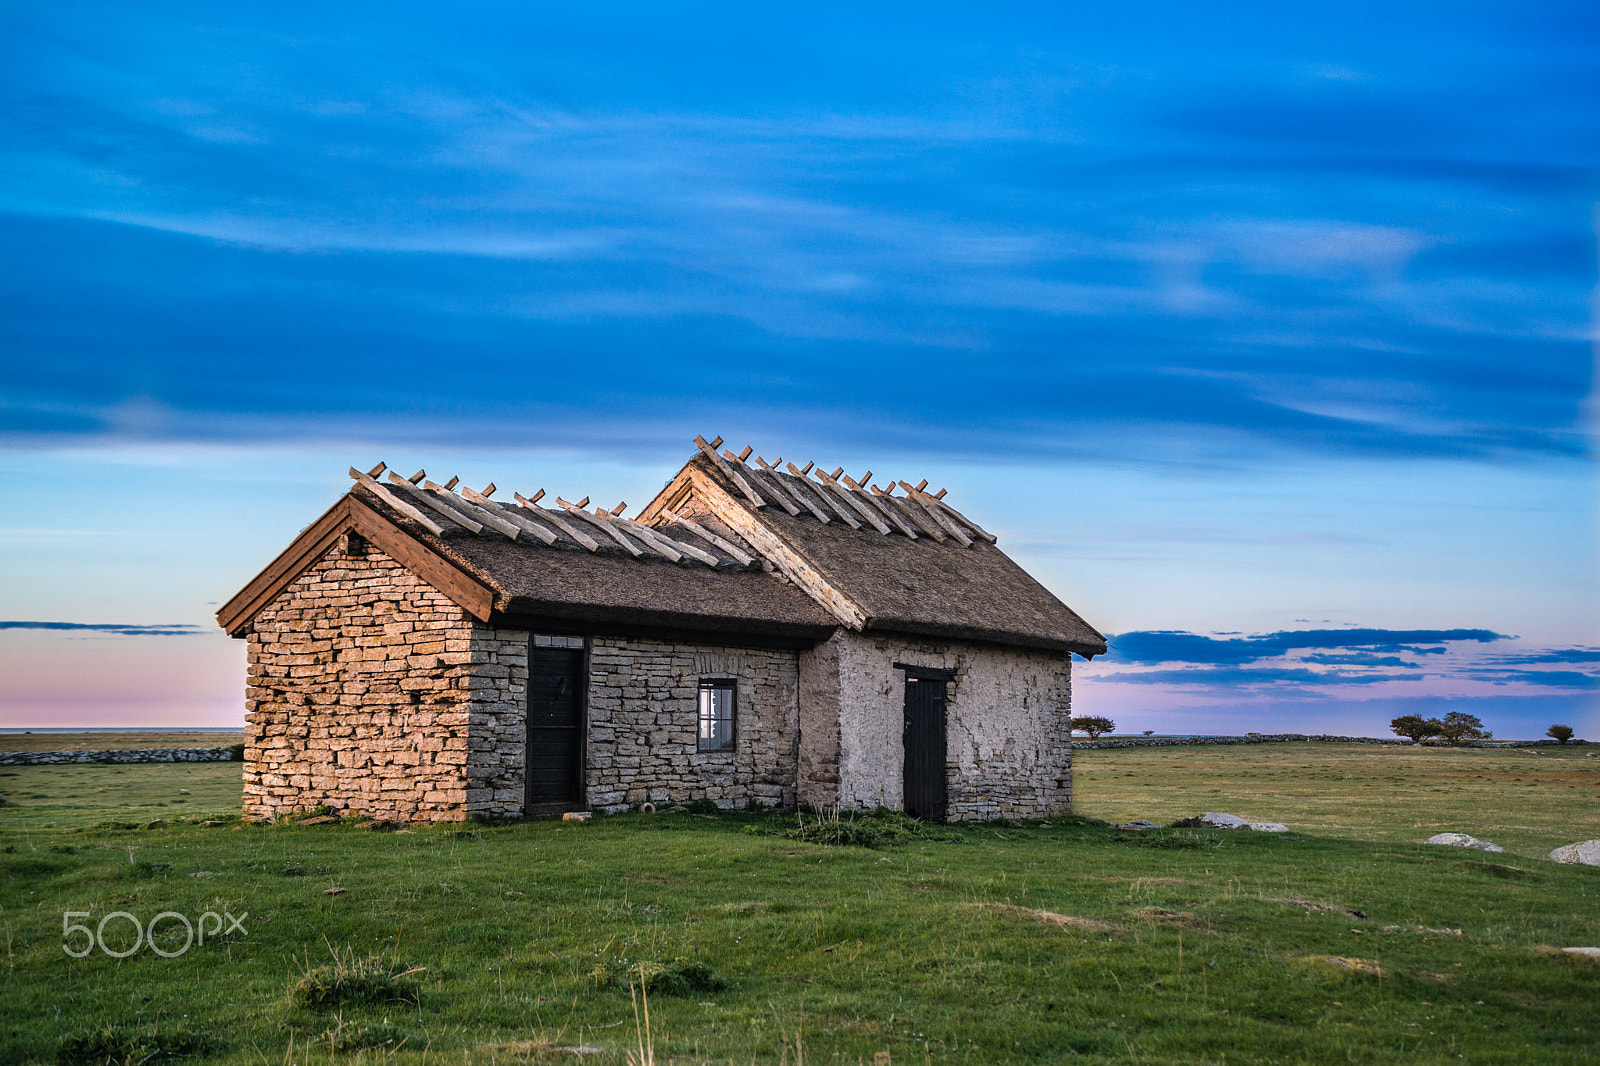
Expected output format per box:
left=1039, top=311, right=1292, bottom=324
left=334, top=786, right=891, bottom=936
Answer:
left=0, top=747, right=241, bottom=766
left=1074, top=734, right=1582, bottom=749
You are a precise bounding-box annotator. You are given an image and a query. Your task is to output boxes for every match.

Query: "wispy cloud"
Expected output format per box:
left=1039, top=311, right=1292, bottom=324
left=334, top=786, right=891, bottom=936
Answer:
left=0, top=621, right=205, bottom=637
left=1104, top=628, right=1509, bottom=665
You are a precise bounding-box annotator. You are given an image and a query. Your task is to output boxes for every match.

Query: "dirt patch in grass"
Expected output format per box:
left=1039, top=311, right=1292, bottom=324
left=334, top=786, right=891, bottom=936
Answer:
left=962, top=902, right=1118, bottom=933
left=1263, top=897, right=1369, bottom=919
left=1133, top=907, right=1202, bottom=926
left=1303, top=955, right=1387, bottom=979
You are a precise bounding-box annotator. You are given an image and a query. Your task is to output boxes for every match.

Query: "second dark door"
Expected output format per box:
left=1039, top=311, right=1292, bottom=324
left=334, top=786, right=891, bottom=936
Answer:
left=526, top=644, right=585, bottom=813
left=902, top=675, right=948, bottom=822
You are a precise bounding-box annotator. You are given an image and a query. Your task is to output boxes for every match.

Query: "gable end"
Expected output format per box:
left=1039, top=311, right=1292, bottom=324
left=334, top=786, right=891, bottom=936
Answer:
left=216, top=493, right=496, bottom=636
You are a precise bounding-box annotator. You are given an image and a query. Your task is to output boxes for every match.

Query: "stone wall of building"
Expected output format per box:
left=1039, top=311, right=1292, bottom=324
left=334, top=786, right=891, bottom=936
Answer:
left=243, top=537, right=476, bottom=822
left=795, top=635, right=843, bottom=810
left=460, top=625, right=530, bottom=815
left=825, top=631, right=1074, bottom=820
left=584, top=638, right=801, bottom=813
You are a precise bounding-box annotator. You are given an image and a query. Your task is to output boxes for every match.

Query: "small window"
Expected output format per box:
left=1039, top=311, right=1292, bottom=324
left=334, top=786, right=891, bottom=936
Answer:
left=533, top=634, right=584, bottom=648
left=698, top=679, right=736, bottom=752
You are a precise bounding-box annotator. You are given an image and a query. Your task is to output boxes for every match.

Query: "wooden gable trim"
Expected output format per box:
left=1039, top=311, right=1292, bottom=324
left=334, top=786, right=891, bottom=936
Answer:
left=677, top=468, right=869, bottom=630
left=216, top=493, right=497, bottom=637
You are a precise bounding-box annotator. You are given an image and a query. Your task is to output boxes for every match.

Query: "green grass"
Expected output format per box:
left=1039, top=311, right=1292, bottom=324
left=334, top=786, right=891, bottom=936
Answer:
left=1072, top=741, right=1600, bottom=854
left=0, top=744, right=1595, bottom=1064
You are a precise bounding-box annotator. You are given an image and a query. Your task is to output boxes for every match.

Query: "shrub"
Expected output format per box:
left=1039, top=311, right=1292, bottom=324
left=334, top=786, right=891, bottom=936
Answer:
left=227, top=743, right=245, bottom=760
left=1071, top=715, right=1116, bottom=740
left=57, top=1023, right=216, bottom=1064
left=1435, top=711, right=1490, bottom=745
left=289, top=947, right=424, bottom=1009
left=313, top=1018, right=417, bottom=1052
left=750, top=808, right=925, bottom=848
left=587, top=957, right=730, bottom=996
left=1547, top=724, right=1575, bottom=745
left=1390, top=714, right=1438, bottom=743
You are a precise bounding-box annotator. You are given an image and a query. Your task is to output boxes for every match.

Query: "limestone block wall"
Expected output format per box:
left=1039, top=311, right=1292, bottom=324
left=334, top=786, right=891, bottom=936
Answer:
left=461, top=625, right=529, bottom=816
left=585, top=639, right=801, bottom=813
left=243, top=539, right=475, bottom=822
left=818, top=631, right=1074, bottom=820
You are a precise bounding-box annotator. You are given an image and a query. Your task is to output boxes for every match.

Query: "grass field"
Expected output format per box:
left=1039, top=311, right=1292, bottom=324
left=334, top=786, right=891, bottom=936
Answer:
left=0, top=732, right=244, bottom=754
left=1, top=743, right=1597, bottom=1065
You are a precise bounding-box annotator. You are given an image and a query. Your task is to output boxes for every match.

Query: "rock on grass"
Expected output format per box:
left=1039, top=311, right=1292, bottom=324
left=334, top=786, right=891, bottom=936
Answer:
left=1425, top=832, right=1504, bottom=852
left=1547, top=840, right=1600, bottom=866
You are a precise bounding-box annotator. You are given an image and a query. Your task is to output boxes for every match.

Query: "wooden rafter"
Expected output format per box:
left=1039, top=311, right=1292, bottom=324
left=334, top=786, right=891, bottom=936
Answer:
left=809, top=466, right=891, bottom=534
left=560, top=498, right=643, bottom=557
left=755, top=457, right=829, bottom=523
left=738, top=461, right=802, bottom=516
left=519, top=494, right=600, bottom=552
left=386, top=473, right=484, bottom=533
left=786, top=462, right=860, bottom=528
left=872, top=485, right=947, bottom=542
left=694, top=434, right=765, bottom=508
left=347, top=467, right=447, bottom=535
left=897, top=482, right=973, bottom=547
left=426, top=481, right=522, bottom=540
left=596, top=506, right=674, bottom=561
left=664, top=511, right=755, bottom=567
left=464, top=486, right=558, bottom=545
left=841, top=473, right=917, bottom=538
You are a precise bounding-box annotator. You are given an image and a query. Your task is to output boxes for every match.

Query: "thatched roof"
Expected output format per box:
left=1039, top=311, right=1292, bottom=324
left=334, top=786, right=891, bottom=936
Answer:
left=219, top=444, right=1105, bottom=658
left=638, top=451, right=1106, bottom=657
left=362, top=485, right=836, bottom=640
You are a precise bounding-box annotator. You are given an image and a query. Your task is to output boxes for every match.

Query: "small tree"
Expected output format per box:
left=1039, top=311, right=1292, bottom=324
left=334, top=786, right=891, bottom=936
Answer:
left=1390, top=714, right=1439, bottom=744
left=1435, top=711, right=1490, bottom=746
left=1071, top=715, right=1116, bottom=740
left=1547, top=724, right=1575, bottom=745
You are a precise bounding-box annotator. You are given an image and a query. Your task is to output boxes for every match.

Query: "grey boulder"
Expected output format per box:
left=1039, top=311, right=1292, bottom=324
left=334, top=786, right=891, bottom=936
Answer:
left=1198, top=812, right=1288, bottom=832
left=1548, top=840, right=1600, bottom=866
left=1425, top=832, right=1504, bottom=853
left=1119, top=820, right=1162, bottom=830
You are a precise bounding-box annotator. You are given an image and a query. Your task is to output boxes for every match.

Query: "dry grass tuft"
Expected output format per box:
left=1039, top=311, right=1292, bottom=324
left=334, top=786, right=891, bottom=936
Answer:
left=1304, top=955, right=1387, bottom=978
left=962, top=902, right=1118, bottom=933
left=1263, top=897, right=1368, bottom=919
left=1134, top=907, right=1201, bottom=926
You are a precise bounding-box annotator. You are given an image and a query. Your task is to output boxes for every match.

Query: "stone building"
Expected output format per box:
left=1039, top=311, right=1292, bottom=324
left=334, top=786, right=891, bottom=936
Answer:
left=217, top=437, right=1106, bottom=823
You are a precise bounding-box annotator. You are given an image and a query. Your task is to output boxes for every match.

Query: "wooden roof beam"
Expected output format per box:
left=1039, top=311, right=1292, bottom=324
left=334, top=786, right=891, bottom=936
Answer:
left=927, top=494, right=997, bottom=543
left=841, top=473, right=917, bottom=538
left=348, top=468, right=447, bottom=535
left=752, top=454, right=825, bottom=521
left=871, top=484, right=947, bottom=542
left=738, top=461, right=802, bottom=516
left=518, top=493, right=599, bottom=551
left=463, top=485, right=558, bottom=545
left=605, top=510, right=724, bottom=566
left=694, top=434, right=765, bottom=508
left=387, top=472, right=485, bottom=533
left=596, top=506, right=675, bottom=561
left=422, top=476, right=515, bottom=534
left=897, top=481, right=973, bottom=547
left=786, top=462, right=859, bottom=528
left=756, top=456, right=828, bottom=522
left=559, top=498, right=643, bottom=557
left=810, top=467, right=891, bottom=534
left=424, top=480, right=522, bottom=540
left=664, top=511, right=756, bottom=567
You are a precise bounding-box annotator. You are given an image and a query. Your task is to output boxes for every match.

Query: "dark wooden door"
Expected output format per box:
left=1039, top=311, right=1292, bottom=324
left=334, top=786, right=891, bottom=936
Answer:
left=902, top=676, right=948, bottom=822
left=526, top=645, right=585, bottom=813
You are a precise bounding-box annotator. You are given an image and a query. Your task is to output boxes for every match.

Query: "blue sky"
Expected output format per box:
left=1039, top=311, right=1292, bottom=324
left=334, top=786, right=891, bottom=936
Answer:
left=1, top=3, right=1595, bottom=736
